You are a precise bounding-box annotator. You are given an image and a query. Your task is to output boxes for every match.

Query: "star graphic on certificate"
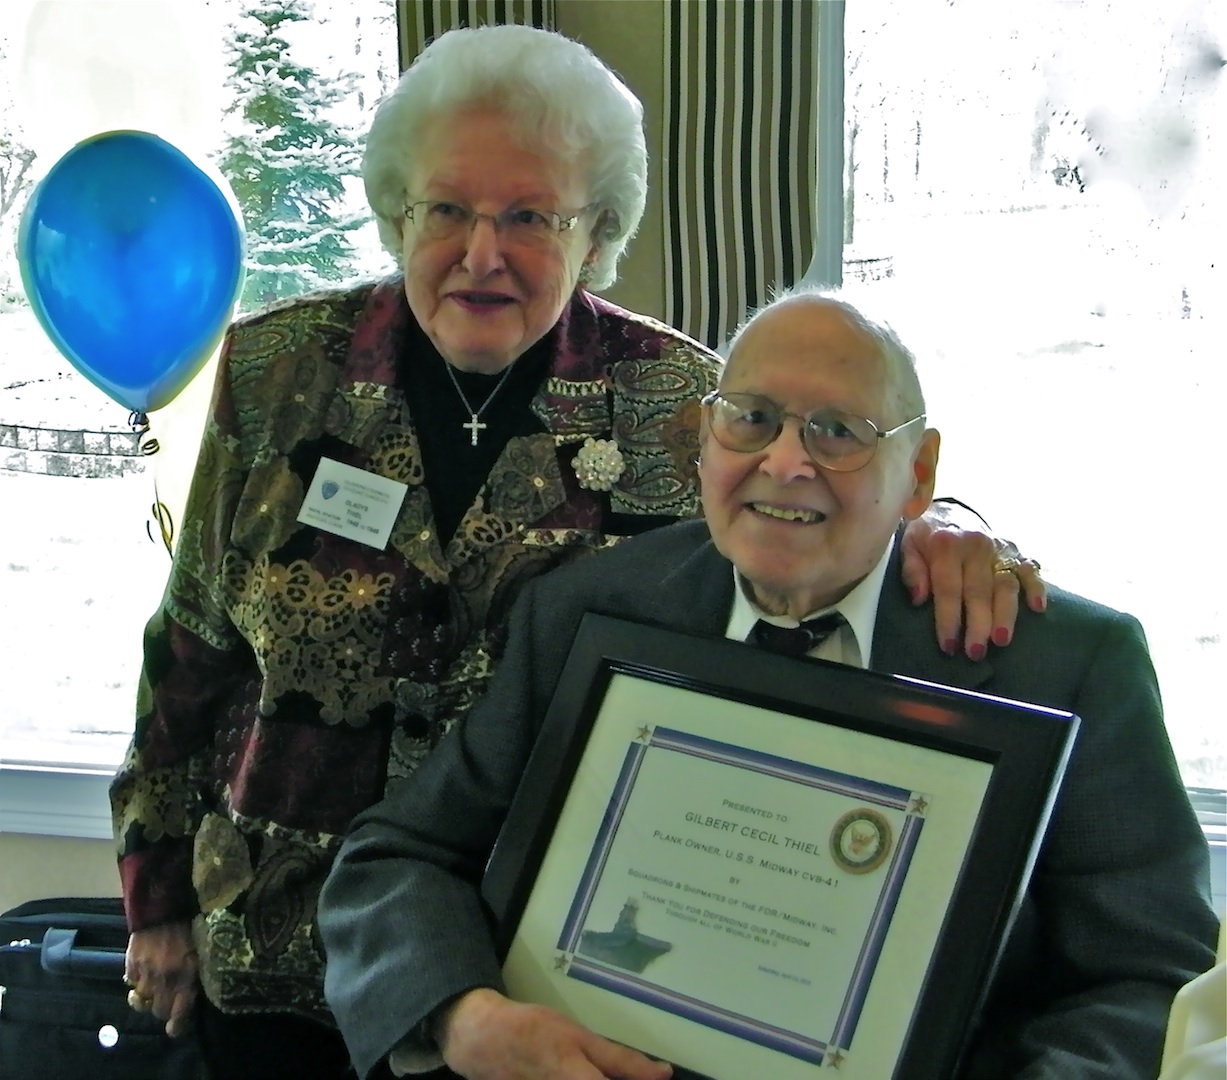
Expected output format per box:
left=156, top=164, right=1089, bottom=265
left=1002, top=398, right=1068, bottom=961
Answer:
left=910, top=793, right=930, bottom=815
left=553, top=952, right=570, bottom=972
left=635, top=725, right=653, bottom=742
left=826, top=1047, right=845, bottom=1068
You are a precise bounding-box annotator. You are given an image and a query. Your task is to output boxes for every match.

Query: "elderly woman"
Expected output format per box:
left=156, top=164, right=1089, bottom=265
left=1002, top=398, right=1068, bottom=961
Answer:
left=111, top=23, right=1041, bottom=1080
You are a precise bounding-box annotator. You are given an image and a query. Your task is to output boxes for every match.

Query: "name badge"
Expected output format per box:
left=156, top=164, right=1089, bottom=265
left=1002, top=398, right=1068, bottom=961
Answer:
left=297, top=457, right=408, bottom=549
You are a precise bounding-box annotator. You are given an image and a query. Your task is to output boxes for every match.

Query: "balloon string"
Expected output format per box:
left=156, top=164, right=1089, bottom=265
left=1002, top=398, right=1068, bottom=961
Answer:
left=130, top=410, right=174, bottom=555
left=147, top=491, right=175, bottom=555
left=131, top=410, right=160, bottom=456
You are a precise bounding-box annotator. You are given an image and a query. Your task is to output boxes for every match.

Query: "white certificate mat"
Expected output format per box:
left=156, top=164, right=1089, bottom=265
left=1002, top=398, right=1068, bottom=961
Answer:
left=487, top=614, right=1078, bottom=1080
left=503, top=674, right=991, bottom=1080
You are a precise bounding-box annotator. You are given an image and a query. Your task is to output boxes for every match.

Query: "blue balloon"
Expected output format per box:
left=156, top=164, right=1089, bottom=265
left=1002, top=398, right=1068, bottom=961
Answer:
left=17, top=130, right=244, bottom=414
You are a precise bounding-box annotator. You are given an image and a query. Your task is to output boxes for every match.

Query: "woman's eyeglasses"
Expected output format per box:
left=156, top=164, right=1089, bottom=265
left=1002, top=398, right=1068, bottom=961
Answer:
left=701, top=391, right=925, bottom=472
left=403, top=200, right=591, bottom=247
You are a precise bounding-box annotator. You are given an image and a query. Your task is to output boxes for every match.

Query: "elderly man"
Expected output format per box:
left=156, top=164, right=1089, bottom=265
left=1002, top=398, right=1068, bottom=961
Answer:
left=319, top=289, right=1217, bottom=1080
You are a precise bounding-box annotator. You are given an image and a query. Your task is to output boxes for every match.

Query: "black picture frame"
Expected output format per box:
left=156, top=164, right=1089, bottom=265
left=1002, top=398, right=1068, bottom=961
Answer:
left=482, top=612, right=1079, bottom=1080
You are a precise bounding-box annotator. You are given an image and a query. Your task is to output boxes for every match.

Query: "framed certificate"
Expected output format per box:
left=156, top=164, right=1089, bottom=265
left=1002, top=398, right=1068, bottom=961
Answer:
left=482, top=613, right=1079, bottom=1080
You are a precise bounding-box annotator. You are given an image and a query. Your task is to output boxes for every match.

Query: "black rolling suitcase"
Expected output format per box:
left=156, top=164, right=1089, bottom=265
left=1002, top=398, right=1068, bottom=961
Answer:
left=0, top=897, right=204, bottom=1079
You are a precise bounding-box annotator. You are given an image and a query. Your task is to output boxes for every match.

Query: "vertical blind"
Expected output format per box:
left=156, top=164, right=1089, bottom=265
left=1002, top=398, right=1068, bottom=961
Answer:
left=664, top=0, right=818, bottom=349
left=397, top=0, right=555, bottom=68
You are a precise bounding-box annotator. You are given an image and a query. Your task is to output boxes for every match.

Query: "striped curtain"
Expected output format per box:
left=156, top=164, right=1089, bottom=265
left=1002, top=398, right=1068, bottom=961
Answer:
left=397, top=0, right=555, bottom=68
left=664, top=0, right=819, bottom=350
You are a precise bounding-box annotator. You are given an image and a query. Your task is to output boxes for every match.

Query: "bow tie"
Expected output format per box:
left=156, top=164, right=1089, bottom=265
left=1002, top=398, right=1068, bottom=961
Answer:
left=748, top=612, right=845, bottom=657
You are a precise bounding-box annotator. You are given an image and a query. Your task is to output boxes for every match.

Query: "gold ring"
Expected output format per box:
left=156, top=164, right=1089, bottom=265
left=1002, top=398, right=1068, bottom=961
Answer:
left=127, top=988, right=152, bottom=1011
left=992, top=557, right=1021, bottom=575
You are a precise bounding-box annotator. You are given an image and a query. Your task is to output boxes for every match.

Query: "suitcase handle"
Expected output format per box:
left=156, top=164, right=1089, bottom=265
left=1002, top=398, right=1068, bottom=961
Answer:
left=40, top=927, right=126, bottom=981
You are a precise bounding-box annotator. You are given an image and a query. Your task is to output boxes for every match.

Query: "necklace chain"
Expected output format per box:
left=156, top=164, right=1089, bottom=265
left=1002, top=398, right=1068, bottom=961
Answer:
left=441, top=358, right=517, bottom=446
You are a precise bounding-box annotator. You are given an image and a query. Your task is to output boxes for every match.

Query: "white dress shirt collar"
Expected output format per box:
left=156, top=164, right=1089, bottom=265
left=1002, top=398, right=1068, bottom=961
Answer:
left=724, top=535, right=896, bottom=669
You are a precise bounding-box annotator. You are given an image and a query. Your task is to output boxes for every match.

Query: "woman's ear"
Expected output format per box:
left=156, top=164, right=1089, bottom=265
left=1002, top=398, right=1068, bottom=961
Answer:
left=579, top=208, right=617, bottom=282
left=579, top=239, right=602, bottom=284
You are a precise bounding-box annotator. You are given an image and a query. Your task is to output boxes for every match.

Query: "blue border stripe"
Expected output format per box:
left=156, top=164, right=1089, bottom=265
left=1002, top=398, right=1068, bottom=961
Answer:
left=569, top=957, right=827, bottom=1065
left=559, top=740, right=649, bottom=949
left=829, top=814, right=924, bottom=1048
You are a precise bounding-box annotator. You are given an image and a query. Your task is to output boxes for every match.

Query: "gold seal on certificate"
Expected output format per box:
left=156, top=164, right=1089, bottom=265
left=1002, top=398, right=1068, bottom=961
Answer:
left=829, top=808, right=893, bottom=875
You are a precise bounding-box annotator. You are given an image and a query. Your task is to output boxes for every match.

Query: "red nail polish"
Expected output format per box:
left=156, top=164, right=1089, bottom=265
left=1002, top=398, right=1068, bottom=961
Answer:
left=992, top=627, right=1010, bottom=647
left=911, top=587, right=925, bottom=605
left=942, top=638, right=957, bottom=656
left=968, top=643, right=986, bottom=661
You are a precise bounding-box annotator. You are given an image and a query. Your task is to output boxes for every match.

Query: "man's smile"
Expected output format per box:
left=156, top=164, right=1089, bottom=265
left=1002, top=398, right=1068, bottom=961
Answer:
left=746, top=501, right=827, bottom=524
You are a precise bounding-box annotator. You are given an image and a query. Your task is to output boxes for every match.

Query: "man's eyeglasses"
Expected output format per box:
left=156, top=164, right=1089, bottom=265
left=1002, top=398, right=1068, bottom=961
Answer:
left=701, top=391, right=925, bottom=473
left=403, top=200, right=591, bottom=247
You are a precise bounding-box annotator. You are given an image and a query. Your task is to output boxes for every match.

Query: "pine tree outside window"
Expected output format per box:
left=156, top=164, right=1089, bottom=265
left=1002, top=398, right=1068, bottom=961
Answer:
left=219, top=0, right=371, bottom=307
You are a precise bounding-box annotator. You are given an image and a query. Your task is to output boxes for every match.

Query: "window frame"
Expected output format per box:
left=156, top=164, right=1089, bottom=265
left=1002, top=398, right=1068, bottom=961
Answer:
left=0, top=763, right=114, bottom=840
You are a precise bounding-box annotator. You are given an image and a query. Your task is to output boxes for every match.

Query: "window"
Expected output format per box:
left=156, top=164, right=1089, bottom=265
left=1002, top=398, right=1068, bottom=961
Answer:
left=0, top=0, right=398, bottom=773
left=839, top=0, right=1225, bottom=792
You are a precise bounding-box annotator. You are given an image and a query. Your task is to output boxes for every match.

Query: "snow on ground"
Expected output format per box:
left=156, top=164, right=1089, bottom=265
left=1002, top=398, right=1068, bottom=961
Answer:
left=0, top=468, right=165, bottom=767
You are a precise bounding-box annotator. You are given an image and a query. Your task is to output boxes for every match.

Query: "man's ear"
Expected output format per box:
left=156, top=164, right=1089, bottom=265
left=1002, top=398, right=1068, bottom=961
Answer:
left=901, top=428, right=941, bottom=521
left=693, top=402, right=716, bottom=488
left=697, top=400, right=714, bottom=451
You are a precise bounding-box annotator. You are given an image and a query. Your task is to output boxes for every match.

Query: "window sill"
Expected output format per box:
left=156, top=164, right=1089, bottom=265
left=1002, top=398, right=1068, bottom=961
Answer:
left=0, top=766, right=1222, bottom=909
left=0, top=762, right=114, bottom=840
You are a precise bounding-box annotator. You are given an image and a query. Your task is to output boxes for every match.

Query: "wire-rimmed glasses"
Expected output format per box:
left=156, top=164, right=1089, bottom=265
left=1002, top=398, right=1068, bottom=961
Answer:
left=701, top=391, right=925, bottom=472
left=403, top=199, right=592, bottom=247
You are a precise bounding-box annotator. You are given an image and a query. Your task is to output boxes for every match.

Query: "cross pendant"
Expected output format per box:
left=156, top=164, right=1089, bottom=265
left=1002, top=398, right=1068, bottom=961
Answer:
left=462, top=413, right=487, bottom=446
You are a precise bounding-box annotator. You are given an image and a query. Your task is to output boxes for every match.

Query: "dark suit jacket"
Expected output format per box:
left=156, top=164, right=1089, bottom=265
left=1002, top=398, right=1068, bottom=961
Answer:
left=319, top=520, right=1218, bottom=1079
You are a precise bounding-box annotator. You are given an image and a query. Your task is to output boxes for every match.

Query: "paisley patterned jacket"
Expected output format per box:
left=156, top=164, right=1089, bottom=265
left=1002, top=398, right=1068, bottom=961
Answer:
left=109, top=276, right=721, bottom=1021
